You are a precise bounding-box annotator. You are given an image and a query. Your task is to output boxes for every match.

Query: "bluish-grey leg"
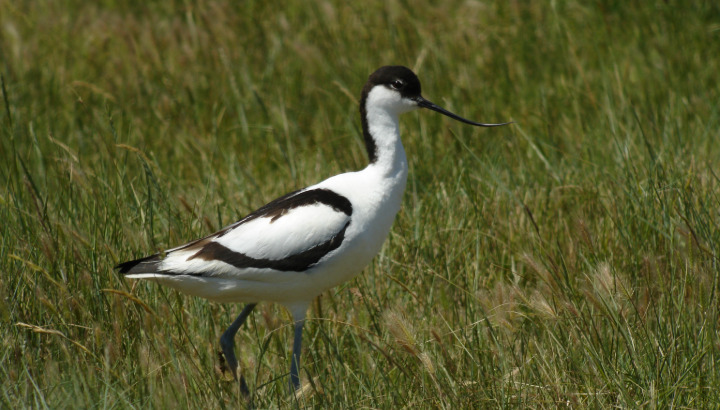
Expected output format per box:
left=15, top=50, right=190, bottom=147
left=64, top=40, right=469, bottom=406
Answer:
left=220, top=303, right=256, bottom=390
left=289, top=318, right=305, bottom=391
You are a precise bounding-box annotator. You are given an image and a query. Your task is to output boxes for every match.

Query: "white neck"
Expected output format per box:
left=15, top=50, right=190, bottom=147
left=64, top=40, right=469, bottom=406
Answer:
left=360, top=86, right=414, bottom=180
left=364, top=105, right=408, bottom=179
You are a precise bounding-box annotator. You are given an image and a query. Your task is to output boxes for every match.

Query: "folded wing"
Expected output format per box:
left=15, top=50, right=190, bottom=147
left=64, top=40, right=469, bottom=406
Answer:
left=117, top=188, right=353, bottom=277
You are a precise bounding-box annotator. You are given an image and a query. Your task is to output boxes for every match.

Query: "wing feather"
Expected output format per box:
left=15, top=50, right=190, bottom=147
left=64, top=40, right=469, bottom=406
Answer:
left=117, top=188, right=353, bottom=277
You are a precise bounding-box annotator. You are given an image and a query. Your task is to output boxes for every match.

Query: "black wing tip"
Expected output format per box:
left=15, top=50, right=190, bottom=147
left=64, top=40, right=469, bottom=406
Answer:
left=116, top=254, right=162, bottom=274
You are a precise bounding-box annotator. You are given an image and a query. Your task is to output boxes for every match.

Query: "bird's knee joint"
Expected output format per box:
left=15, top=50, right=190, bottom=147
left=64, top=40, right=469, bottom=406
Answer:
left=220, top=334, right=234, bottom=349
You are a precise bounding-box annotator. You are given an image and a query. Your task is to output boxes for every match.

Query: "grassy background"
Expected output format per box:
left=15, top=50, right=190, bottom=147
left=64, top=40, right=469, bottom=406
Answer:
left=2, top=0, right=720, bottom=407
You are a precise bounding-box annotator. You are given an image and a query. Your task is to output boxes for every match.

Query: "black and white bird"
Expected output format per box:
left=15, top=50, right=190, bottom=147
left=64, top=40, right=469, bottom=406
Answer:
left=117, top=65, right=510, bottom=391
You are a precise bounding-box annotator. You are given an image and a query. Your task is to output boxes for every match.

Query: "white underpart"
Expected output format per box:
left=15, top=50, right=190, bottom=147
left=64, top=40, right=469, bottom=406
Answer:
left=129, top=84, right=415, bottom=313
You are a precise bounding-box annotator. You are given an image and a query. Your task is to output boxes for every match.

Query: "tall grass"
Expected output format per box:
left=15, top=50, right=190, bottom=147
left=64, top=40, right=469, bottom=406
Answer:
left=2, top=0, right=719, bottom=407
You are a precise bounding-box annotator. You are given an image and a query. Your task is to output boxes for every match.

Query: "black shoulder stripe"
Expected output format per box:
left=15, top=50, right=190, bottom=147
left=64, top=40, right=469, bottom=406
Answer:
left=245, top=188, right=352, bottom=224
left=187, top=221, right=350, bottom=272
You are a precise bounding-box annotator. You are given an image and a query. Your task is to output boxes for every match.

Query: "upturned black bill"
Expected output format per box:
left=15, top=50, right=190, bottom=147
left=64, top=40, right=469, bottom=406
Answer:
left=416, top=97, right=511, bottom=127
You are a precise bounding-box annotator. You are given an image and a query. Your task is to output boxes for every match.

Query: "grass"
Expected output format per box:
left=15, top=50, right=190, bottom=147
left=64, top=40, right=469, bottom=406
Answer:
left=2, top=0, right=720, bottom=407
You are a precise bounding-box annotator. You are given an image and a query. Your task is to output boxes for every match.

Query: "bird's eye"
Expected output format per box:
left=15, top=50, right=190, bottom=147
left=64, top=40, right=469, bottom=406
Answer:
left=390, top=79, right=404, bottom=90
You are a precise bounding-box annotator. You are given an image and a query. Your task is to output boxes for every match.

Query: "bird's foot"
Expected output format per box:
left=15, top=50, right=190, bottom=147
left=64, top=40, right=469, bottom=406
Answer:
left=218, top=344, right=250, bottom=396
left=219, top=333, right=239, bottom=379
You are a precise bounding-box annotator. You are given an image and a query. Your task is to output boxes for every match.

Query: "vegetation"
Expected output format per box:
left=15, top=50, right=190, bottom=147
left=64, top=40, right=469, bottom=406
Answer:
left=2, top=0, right=719, bottom=407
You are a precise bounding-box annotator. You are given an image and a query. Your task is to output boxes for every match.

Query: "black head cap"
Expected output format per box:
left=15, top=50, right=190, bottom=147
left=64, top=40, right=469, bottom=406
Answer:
left=362, top=65, right=422, bottom=100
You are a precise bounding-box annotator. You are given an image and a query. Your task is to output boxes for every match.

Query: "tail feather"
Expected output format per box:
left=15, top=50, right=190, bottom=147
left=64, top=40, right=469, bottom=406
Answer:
left=116, top=254, right=162, bottom=274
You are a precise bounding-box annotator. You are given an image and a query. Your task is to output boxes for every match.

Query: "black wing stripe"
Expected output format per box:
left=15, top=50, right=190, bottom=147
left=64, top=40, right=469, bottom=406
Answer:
left=229, top=188, right=352, bottom=227
left=187, top=221, right=351, bottom=272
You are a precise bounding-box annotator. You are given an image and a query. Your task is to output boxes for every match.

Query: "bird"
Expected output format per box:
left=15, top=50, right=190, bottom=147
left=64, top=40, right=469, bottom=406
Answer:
left=116, top=65, right=510, bottom=392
